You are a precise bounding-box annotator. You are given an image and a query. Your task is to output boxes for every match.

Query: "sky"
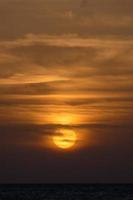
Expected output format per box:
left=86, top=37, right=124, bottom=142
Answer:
left=0, top=0, right=133, bottom=183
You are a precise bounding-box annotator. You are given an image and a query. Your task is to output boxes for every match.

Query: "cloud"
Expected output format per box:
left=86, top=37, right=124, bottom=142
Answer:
left=0, top=120, right=133, bottom=148
left=0, top=34, right=133, bottom=78
left=0, top=0, right=133, bottom=39
left=0, top=0, right=133, bottom=184
left=0, top=34, right=132, bottom=107
left=0, top=2, right=132, bottom=132
left=1, top=34, right=133, bottom=48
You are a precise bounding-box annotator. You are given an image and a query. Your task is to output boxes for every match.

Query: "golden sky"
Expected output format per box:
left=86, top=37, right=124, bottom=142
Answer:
left=0, top=0, right=133, bottom=183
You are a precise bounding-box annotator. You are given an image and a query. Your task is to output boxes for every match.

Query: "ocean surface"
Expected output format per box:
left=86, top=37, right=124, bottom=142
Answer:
left=0, top=184, right=133, bottom=200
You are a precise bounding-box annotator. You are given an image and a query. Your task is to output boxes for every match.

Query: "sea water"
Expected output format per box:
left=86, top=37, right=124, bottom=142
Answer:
left=0, top=184, right=133, bottom=200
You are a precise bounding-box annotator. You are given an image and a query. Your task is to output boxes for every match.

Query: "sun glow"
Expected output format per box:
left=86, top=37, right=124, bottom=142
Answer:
left=53, top=129, right=77, bottom=149
left=51, top=113, right=79, bottom=125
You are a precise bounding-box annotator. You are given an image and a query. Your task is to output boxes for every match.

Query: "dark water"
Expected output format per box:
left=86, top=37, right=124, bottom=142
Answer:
left=0, top=184, right=133, bottom=200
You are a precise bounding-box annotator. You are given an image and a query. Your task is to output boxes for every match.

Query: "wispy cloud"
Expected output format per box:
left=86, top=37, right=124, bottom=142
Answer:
left=0, top=0, right=133, bottom=183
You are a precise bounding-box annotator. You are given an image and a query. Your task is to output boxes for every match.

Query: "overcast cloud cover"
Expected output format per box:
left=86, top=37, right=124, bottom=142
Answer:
left=0, top=0, right=133, bottom=183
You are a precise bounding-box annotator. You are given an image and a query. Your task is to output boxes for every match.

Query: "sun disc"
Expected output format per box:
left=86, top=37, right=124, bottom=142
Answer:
left=53, top=129, right=77, bottom=149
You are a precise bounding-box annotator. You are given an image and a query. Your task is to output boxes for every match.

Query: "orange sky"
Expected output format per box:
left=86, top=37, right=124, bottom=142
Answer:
left=0, top=0, right=133, bottom=183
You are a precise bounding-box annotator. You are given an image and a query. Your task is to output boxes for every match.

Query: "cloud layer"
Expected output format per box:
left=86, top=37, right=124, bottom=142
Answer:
left=0, top=0, right=133, bottom=183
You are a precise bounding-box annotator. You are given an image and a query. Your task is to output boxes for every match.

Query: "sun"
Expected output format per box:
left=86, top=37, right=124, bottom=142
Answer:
left=53, top=129, right=77, bottom=149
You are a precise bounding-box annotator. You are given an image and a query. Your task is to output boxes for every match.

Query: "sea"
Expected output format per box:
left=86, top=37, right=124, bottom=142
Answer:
left=0, top=184, right=133, bottom=200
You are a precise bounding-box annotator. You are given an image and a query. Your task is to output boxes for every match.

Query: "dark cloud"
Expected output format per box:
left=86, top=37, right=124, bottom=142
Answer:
left=0, top=0, right=133, bottom=183
left=0, top=82, right=54, bottom=95
left=0, top=0, right=133, bottom=39
left=0, top=121, right=133, bottom=183
left=0, top=35, right=133, bottom=81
